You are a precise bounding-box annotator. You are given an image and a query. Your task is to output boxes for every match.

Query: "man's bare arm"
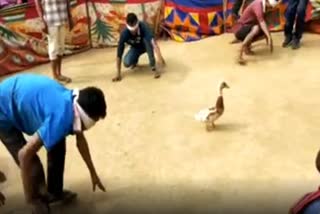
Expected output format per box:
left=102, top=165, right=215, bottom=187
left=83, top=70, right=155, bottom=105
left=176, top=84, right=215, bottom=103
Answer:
left=76, top=133, right=105, bottom=192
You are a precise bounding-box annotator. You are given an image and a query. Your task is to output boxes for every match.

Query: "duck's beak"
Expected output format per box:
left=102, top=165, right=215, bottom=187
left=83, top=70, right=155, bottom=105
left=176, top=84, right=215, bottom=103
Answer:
left=225, top=84, right=230, bottom=89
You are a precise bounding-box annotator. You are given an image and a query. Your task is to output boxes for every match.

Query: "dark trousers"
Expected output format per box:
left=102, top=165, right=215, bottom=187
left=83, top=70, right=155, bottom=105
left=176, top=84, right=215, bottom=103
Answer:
left=123, top=39, right=156, bottom=68
left=0, top=127, right=66, bottom=200
left=284, top=0, right=309, bottom=40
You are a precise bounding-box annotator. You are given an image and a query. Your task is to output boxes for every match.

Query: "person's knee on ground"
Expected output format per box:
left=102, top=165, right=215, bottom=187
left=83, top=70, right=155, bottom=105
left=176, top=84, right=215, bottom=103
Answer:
left=123, top=49, right=140, bottom=69
left=123, top=56, right=136, bottom=68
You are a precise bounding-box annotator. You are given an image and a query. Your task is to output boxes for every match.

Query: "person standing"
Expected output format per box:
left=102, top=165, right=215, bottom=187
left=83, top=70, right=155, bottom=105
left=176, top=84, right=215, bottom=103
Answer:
left=282, top=0, right=309, bottom=49
left=35, top=0, right=73, bottom=83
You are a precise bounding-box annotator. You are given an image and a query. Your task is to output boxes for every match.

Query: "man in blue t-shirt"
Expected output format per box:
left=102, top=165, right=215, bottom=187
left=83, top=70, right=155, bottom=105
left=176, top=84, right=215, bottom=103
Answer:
left=0, top=74, right=107, bottom=213
left=112, top=13, right=166, bottom=81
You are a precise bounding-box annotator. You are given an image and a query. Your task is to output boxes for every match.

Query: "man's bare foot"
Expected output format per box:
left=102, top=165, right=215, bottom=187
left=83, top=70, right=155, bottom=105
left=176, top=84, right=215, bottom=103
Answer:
left=245, top=48, right=255, bottom=55
left=154, top=71, right=161, bottom=79
left=56, top=75, right=72, bottom=83
left=238, top=57, right=246, bottom=65
left=47, top=190, right=77, bottom=205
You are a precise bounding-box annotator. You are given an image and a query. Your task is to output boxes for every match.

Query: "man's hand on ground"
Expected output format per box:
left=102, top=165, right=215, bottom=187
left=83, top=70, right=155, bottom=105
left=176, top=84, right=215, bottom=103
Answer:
left=269, top=38, right=273, bottom=53
left=91, top=174, right=106, bottom=192
left=112, top=75, right=122, bottom=82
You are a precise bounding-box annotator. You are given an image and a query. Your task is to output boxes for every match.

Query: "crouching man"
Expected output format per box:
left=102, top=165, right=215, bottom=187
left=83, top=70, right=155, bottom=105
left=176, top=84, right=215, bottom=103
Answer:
left=0, top=74, right=107, bottom=213
left=232, top=0, right=279, bottom=65
left=112, top=13, right=165, bottom=81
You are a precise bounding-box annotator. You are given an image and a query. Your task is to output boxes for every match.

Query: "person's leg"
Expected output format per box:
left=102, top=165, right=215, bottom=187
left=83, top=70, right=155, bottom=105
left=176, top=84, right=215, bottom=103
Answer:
left=246, top=31, right=267, bottom=55
left=56, top=25, right=71, bottom=83
left=0, top=128, right=49, bottom=212
left=48, top=26, right=60, bottom=80
left=283, top=0, right=299, bottom=47
left=238, top=25, right=261, bottom=64
left=47, top=138, right=76, bottom=204
left=232, top=0, right=243, bottom=17
left=292, top=0, right=309, bottom=49
left=123, top=47, right=141, bottom=69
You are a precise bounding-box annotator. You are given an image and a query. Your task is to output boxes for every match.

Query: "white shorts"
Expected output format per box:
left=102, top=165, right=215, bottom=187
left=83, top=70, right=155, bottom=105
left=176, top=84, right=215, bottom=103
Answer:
left=47, top=25, right=66, bottom=60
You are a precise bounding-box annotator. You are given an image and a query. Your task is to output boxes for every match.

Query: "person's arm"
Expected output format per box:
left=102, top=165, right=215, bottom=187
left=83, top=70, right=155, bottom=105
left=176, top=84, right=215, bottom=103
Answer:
left=18, top=133, right=43, bottom=203
left=142, top=23, right=165, bottom=66
left=254, top=4, right=272, bottom=52
left=66, top=0, right=73, bottom=30
left=113, top=33, right=126, bottom=82
left=34, top=0, right=48, bottom=33
left=151, top=39, right=165, bottom=66
left=258, top=20, right=273, bottom=52
left=232, top=0, right=243, bottom=16
left=76, top=132, right=106, bottom=192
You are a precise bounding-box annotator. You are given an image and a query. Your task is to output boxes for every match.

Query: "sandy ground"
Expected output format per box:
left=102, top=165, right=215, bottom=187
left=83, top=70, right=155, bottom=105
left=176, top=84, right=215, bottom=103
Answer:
left=1, top=32, right=320, bottom=214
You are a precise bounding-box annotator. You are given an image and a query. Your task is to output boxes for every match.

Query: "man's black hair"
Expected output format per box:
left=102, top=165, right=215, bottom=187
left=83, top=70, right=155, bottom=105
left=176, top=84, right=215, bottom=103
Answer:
left=78, top=87, right=107, bottom=121
left=126, top=13, right=138, bottom=26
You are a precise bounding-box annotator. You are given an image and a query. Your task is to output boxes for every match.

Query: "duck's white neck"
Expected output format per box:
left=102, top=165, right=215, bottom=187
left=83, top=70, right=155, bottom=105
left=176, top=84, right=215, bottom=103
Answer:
left=219, top=87, right=224, bottom=96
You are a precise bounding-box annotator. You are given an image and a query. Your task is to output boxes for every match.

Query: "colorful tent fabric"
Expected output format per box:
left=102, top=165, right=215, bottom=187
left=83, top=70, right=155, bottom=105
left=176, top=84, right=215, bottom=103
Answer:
left=163, top=0, right=225, bottom=42
left=89, top=0, right=161, bottom=47
left=0, top=0, right=90, bottom=75
left=164, top=0, right=290, bottom=42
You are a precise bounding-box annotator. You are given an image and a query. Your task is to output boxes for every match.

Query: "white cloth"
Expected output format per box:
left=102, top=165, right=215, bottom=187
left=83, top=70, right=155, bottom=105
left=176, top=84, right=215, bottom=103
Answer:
left=73, top=89, right=96, bottom=132
left=48, top=25, right=65, bottom=60
left=126, top=21, right=139, bottom=31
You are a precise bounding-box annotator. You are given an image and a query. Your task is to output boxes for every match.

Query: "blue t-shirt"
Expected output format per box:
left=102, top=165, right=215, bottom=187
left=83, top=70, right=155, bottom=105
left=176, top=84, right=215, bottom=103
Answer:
left=0, top=74, right=74, bottom=151
left=117, top=22, right=154, bottom=58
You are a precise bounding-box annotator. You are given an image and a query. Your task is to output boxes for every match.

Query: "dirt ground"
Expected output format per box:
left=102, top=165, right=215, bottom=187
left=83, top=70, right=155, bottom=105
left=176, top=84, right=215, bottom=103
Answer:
left=1, top=32, right=320, bottom=214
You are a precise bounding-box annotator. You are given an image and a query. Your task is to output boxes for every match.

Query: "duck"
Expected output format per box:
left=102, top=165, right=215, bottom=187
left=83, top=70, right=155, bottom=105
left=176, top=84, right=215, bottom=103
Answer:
left=195, top=81, right=230, bottom=130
